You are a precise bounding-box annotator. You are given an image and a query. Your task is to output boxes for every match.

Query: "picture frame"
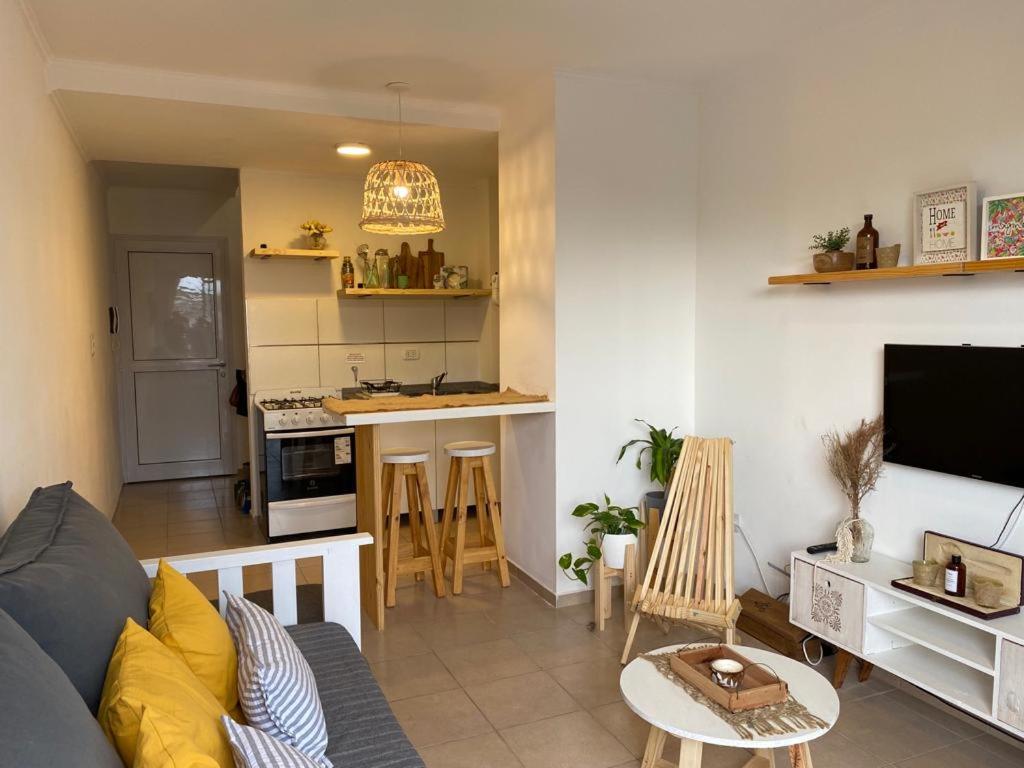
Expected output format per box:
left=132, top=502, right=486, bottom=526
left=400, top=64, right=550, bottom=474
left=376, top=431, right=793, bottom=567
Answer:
left=980, top=192, right=1024, bottom=261
left=913, top=182, right=976, bottom=264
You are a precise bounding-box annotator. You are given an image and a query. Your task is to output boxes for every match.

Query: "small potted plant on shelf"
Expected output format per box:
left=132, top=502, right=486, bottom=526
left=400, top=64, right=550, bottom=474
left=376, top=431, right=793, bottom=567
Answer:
left=821, top=415, right=885, bottom=563
left=558, top=495, right=645, bottom=583
left=617, top=419, right=684, bottom=513
left=809, top=227, right=853, bottom=273
left=300, top=219, right=334, bottom=250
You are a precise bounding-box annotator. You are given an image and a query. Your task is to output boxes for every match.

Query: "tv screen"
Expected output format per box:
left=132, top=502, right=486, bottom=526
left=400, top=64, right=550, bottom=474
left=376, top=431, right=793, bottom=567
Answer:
left=883, top=344, right=1024, bottom=488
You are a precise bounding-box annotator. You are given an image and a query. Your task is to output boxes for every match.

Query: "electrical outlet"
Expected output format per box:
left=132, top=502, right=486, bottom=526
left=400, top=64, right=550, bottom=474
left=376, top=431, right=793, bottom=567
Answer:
left=403, top=348, right=420, bottom=361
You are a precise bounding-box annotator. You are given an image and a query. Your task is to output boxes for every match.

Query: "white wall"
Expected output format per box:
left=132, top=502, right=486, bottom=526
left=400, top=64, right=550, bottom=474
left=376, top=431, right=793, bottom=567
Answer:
left=0, top=0, right=120, bottom=524
left=498, top=80, right=558, bottom=591
left=106, top=184, right=248, bottom=465
left=553, top=73, right=699, bottom=596
left=696, top=1, right=1024, bottom=595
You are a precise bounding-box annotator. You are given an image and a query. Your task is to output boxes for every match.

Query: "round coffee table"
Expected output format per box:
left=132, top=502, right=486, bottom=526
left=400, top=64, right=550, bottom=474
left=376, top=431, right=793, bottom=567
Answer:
left=620, top=644, right=838, bottom=768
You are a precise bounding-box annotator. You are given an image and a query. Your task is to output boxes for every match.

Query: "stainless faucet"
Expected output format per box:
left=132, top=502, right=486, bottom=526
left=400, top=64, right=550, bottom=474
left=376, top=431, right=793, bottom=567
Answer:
left=431, top=371, right=447, bottom=396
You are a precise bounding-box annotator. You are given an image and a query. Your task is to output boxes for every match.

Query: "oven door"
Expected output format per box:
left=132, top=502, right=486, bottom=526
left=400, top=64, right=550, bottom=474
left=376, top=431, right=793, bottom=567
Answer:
left=264, top=428, right=356, bottom=503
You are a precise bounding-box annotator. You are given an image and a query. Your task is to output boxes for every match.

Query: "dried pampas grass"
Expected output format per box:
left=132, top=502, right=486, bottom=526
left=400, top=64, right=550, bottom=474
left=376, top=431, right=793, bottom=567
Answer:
left=822, top=415, right=885, bottom=519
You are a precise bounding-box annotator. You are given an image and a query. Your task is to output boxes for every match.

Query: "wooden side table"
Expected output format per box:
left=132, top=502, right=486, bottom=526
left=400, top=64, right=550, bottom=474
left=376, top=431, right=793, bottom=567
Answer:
left=620, top=644, right=839, bottom=767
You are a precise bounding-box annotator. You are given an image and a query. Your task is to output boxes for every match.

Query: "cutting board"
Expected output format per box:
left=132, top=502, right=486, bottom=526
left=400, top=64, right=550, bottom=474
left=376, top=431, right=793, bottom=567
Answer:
left=419, top=238, right=445, bottom=286
left=397, top=242, right=426, bottom=288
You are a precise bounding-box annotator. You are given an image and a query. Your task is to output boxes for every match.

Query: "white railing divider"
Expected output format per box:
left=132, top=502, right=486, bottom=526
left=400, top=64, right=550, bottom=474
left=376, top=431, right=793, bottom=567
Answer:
left=140, top=532, right=372, bottom=647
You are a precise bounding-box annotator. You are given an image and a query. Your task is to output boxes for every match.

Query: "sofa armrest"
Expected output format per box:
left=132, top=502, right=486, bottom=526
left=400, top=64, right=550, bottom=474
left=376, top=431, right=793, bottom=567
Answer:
left=140, top=532, right=372, bottom=647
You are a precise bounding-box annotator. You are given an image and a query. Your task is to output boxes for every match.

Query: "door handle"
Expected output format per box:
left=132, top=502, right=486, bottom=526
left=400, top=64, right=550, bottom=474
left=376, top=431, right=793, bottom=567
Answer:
left=207, top=362, right=227, bottom=368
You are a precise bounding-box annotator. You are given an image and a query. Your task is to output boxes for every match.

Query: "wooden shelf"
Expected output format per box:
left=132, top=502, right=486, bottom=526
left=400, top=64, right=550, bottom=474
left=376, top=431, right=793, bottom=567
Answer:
left=338, top=288, right=492, bottom=300
left=249, top=247, right=339, bottom=261
left=768, top=257, right=1024, bottom=285
left=868, top=607, right=996, bottom=674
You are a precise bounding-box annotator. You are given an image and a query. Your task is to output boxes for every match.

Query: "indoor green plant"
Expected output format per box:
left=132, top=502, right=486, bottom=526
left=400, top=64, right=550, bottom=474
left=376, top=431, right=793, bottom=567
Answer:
left=809, top=227, right=853, bottom=273
left=617, top=419, right=684, bottom=511
left=300, top=219, right=334, bottom=250
left=558, top=495, right=644, bottom=583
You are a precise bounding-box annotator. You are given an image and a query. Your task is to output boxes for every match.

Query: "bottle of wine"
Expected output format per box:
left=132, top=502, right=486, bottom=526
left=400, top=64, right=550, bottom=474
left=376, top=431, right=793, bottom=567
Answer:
left=855, top=214, right=879, bottom=270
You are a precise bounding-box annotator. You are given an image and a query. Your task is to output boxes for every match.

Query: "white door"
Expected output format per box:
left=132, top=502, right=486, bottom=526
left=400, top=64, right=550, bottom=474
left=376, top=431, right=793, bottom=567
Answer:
left=115, top=238, right=235, bottom=482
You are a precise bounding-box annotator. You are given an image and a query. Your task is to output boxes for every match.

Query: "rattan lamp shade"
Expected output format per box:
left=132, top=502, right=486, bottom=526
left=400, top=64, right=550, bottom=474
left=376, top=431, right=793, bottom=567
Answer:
left=359, top=159, right=445, bottom=235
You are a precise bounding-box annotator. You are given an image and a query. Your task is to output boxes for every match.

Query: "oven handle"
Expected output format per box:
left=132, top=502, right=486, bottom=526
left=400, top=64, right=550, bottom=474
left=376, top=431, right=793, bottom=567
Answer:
left=266, top=428, right=354, bottom=440
left=268, top=494, right=356, bottom=511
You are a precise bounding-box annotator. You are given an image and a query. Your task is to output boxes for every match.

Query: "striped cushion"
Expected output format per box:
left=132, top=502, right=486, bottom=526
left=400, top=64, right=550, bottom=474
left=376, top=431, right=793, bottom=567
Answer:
left=224, top=594, right=331, bottom=767
left=222, top=716, right=320, bottom=768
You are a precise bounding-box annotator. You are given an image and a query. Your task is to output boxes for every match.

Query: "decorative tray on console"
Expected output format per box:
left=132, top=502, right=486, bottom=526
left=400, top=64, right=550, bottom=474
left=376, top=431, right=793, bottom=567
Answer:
left=668, top=645, right=788, bottom=713
left=891, top=531, right=1023, bottom=620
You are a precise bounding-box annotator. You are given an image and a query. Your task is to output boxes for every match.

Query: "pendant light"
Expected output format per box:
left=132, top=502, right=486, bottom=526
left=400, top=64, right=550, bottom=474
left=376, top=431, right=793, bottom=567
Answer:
left=359, top=82, right=445, bottom=235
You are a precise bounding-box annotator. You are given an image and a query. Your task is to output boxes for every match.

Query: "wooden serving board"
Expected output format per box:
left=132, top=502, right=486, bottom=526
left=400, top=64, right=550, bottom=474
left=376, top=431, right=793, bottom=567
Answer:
left=890, top=530, right=1023, bottom=620
left=669, top=645, right=788, bottom=712
left=419, top=238, right=444, bottom=285
left=323, top=388, right=548, bottom=416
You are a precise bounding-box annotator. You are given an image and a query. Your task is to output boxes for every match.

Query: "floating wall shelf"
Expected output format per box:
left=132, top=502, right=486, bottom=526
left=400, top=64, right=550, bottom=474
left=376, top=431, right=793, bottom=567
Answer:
left=338, top=288, right=492, bottom=300
left=249, top=247, right=339, bottom=261
left=768, top=257, right=1024, bottom=286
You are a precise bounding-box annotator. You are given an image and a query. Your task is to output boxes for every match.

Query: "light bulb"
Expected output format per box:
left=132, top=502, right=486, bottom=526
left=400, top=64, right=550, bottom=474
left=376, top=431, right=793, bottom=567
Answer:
left=392, top=185, right=410, bottom=199
left=336, top=143, right=371, bottom=157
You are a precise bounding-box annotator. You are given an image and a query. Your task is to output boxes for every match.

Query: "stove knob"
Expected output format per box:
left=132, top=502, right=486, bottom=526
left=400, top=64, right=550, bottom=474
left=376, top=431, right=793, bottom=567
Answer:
left=306, top=416, right=314, bottom=425
left=320, top=415, right=329, bottom=423
left=291, top=416, right=300, bottom=425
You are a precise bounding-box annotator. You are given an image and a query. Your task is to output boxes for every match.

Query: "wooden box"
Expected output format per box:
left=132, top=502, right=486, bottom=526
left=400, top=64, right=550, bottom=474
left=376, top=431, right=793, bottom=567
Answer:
left=891, top=531, right=1023, bottom=620
left=737, top=588, right=820, bottom=660
left=668, top=645, right=788, bottom=712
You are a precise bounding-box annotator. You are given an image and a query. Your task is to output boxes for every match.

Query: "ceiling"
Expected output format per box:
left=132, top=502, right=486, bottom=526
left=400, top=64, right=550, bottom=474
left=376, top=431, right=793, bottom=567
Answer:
left=29, top=0, right=880, bottom=104
left=57, top=92, right=498, bottom=178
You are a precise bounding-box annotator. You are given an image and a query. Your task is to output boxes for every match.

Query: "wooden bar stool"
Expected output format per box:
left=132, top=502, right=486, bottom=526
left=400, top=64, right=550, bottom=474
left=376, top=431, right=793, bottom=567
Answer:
left=439, top=441, right=511, bottom=595
left=381, top=447, right=445, bottom=607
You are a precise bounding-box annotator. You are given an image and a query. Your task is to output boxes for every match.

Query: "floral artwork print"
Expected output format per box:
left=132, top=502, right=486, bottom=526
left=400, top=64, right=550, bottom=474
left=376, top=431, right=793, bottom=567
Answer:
left=983, top=195, right=1024, bottom=260
left=810, top=583, right=843, bottom=632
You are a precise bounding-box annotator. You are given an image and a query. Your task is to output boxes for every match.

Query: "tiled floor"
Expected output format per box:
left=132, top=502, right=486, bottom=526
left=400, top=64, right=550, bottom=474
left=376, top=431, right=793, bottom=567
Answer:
left=115, top=478, right=1024, bottom=768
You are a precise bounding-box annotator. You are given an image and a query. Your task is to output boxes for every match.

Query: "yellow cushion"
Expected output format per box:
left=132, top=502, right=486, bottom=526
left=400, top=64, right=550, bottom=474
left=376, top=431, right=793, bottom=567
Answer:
left=133, top=708, right=221, bottom=768
left=149, top=559, right=239, bottom=716
left=98, top=618, right=233, bottom=768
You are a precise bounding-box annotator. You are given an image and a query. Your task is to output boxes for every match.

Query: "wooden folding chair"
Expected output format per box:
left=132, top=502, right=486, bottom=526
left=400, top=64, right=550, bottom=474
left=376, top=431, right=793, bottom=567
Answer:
left=621, top=436, right=741, bottom=664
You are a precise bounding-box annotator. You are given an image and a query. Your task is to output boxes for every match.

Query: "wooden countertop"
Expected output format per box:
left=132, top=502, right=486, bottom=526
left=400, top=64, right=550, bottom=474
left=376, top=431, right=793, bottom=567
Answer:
left=323, top=389, right=554, bottom=425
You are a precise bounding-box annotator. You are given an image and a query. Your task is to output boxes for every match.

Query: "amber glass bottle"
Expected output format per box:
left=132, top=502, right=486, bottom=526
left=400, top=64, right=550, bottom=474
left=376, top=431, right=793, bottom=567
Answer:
left=855, top=214, right=879, bottom=270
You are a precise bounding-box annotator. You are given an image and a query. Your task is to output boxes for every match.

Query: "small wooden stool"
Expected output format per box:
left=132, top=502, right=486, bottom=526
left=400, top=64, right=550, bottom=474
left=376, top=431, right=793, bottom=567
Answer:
left=381, top=447, right=445, bottom=607
left=439, top=441, right=510, bottom=594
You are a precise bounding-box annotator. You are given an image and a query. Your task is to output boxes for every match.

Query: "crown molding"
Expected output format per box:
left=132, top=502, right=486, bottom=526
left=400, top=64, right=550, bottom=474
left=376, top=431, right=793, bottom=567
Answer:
left=46, top=58, right=500, bottom=132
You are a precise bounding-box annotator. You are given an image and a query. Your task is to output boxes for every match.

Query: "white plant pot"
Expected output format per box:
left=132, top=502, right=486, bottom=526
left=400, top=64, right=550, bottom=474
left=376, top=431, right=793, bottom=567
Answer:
left=602, top=533, right=637, bottom=570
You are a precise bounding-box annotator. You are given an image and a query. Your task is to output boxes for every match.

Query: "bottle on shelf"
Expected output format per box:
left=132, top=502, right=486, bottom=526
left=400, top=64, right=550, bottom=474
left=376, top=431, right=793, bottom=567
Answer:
left=341, top=256, right=355, bottom=289
left=855, top=214, right=879, bottom=270
left=944, top=554, right=966, bottom=597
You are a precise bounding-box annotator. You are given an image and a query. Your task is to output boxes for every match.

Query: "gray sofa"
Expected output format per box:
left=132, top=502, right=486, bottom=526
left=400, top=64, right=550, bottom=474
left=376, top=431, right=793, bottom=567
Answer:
left=0, top=482, right=424, bottom=768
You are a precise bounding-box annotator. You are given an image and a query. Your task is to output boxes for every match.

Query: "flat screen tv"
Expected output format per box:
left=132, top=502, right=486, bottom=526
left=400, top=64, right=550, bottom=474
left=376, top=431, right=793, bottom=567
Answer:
left=883, top=344, right=1024, bottom=488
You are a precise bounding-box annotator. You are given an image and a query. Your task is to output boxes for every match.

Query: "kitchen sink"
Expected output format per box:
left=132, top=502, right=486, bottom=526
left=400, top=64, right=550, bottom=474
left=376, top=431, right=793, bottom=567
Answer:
left=340, top=380, right=499, bottom=399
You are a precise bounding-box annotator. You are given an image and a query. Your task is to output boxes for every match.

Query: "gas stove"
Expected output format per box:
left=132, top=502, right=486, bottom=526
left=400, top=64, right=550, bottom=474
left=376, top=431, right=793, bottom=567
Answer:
left=255, top=388, right=346, bottom=431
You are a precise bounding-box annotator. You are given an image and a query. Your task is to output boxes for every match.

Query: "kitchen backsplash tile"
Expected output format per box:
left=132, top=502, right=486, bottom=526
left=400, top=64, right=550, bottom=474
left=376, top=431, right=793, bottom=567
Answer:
left=444, top=342, right=481, bottom=382
left=317, top=298, right=384, bottom=344
left=384, top=342, right=445, bottom=385
left=383, top=300, right=444, bottom=343
left=319, top=344, right=386, bottom=387
left=248, top=345, right=320, bottom=391
left=246, top=298, right=318, bottom=346
left=444, top=299, right=488, bottom=342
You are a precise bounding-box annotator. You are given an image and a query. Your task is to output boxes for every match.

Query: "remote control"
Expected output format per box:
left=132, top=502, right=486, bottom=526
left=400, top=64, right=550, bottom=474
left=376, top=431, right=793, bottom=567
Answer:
left=806, top=542, right=838, bottom=555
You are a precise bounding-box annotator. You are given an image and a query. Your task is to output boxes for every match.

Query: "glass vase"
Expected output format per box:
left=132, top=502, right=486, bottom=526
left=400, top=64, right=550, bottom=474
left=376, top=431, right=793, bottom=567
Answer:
left=848, top=517, right=874, bottom=563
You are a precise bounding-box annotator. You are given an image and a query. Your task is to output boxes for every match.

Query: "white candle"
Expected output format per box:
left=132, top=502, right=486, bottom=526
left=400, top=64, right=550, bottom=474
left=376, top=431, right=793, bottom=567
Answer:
left=710, top=659, right=743, bottom=674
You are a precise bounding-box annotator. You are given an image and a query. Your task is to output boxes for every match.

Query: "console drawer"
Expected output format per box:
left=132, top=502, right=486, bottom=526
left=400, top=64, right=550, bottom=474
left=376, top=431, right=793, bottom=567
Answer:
left=790, top=558, right=865, bottom=654
left=998, top=640, right=1024, bottom=732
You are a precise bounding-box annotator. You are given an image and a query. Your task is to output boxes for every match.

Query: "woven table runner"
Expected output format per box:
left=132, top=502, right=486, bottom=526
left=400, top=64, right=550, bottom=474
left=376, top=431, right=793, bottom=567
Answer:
left=641, top=650, right=829, bottom=740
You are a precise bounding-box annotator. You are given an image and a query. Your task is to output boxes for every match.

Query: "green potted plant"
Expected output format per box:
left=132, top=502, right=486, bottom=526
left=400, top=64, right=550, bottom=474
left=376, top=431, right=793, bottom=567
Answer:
left=809, top=227, right=853, bottom=273
left=617, top=419, right=684, bottom=512
left=300, top=219, right=334, bottom=250
left=557, top=495, right=644, bottom=583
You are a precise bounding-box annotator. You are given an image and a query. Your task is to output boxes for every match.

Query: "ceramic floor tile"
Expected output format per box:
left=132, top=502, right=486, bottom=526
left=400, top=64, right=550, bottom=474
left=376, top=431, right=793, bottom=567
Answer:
left=243, top=564, right=273, bottom=593
left=166, top=530, right=226, bottom=556
left=588, top=701, right=651, bottom=758
left=895, top=737, right=1023, bottom=768
left=166, top=502, right=221, bottom=521
left=435, top=638, right=540, bottom=687
left=129, top=538, right=167, bottom=560
left=499, top=710, right=633, bottom=768
left=113, top=518, right=168, bottom=541
left=769, top=730, right=882, bottom=768
left=369, top=653, right=460, bottom=701
left=511, top=623, right=616, bottom=669
left=168, top=518, right=223, bottom=536
left=971, top=734, right=1024, bottom=764
left=187, top=571, right=220, bottom=601
left=411, top=611, right=506, bottom=650
left=484, top=596, right=575, bottom=636
left=886, top=688, right=983, bottom=738
left=548, top=656, right=624, bottom=708
left=464, top=670, right=578, bottom=729
left=391, top=689, right=492, bottom=748
left=361, top=624, right=432, bottom=663
left=419, top=732, right=523, bottom=768
left=833, top=690, right=962, bottom=763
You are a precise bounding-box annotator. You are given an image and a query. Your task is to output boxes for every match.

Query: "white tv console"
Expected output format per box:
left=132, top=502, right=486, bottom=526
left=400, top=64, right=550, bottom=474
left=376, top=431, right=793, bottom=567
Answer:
left=790, top=549, right=1024, bottom=738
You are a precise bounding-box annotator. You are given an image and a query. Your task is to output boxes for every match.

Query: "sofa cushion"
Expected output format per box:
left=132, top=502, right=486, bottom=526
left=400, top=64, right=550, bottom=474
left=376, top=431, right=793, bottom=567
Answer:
left=223, top=716, right=322, bottom=768
left=0, top=482, right=151, bottom=713
left=286, top=622, right=425, bottom=768
left=0, top=606, right=123, bottom=768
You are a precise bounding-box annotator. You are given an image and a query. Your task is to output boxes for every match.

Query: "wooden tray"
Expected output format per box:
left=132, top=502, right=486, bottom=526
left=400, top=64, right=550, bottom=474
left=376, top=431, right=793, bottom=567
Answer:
left=668, top=645, right=788, bottom=712
left=890, top=531, right=1023, bottom=620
